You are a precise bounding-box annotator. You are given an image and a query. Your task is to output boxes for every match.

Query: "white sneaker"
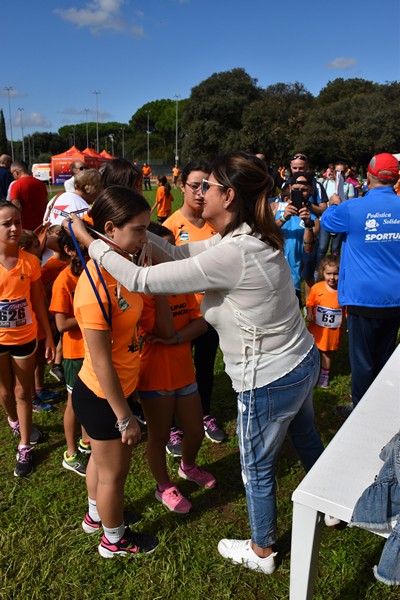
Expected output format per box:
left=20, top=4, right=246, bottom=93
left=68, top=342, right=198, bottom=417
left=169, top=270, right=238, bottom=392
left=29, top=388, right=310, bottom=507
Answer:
left=324, top=514, right=341, bottom=527
left=217, top=539, right=277, bottom=574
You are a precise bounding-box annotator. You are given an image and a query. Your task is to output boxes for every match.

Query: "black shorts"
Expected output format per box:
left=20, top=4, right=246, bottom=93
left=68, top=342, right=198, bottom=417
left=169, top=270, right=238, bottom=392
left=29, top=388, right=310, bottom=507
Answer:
left=72, top=377, right=135, bottom=441
left=0, top=338, right=37, bottom=358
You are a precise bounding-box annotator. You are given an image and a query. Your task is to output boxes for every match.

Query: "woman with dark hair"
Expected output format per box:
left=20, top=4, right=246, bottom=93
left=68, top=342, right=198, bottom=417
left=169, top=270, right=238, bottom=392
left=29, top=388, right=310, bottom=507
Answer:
left=72, top=185, right=158, bottom=558
left=67, top=152, right=323, bottom=574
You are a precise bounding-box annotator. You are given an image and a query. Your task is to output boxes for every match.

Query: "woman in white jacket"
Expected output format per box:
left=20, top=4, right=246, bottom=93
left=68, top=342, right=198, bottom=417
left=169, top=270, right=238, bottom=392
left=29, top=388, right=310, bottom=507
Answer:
left=67, top=152, right=324, bottom=575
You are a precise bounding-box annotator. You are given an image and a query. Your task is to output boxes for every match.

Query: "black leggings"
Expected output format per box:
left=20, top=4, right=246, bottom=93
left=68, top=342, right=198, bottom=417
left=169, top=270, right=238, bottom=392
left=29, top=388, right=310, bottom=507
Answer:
left=192, top=324, right=219, bottom=415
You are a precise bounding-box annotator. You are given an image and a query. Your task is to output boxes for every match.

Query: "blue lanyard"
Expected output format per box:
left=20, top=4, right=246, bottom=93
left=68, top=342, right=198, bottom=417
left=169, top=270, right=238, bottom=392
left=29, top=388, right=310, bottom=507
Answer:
left=68, top=221, right=112, bottom=330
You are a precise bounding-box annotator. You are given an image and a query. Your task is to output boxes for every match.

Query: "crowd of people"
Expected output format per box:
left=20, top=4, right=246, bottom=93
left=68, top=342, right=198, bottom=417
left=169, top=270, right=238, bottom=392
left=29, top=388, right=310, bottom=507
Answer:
left=0, top=149, right=399, bottom=573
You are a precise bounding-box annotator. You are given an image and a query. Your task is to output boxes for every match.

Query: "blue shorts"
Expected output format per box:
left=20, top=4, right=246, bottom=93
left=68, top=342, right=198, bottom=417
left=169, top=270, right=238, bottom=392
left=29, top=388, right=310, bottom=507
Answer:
left=139, top=381, right=198, bottom=400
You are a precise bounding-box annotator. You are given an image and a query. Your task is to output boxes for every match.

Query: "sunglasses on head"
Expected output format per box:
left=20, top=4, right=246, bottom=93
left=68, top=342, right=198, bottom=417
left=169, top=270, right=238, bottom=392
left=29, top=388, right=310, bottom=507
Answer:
left=201, top=179, right=225, bottom=195
left=292, top=154, right=308, bottom=161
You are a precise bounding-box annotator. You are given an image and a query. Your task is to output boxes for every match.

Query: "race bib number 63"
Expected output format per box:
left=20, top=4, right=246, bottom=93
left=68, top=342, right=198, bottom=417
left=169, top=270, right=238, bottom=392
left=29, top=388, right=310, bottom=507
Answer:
left=315, top=305, right=342, bottom=329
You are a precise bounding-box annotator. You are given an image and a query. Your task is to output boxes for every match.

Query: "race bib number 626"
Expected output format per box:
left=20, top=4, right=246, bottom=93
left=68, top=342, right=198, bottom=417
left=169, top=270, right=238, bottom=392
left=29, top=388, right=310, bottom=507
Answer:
left=0, top=299, right=32, bottom=328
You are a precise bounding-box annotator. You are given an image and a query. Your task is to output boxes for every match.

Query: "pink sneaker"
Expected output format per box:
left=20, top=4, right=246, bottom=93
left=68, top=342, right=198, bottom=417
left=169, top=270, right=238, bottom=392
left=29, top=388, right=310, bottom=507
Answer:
left=155, top=485, right=192, bottom=513
left=178, top=464, right=216, bottom=489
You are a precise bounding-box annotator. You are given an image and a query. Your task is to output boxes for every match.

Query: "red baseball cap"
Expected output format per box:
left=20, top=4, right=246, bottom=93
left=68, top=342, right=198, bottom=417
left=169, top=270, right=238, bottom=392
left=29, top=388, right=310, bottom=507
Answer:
left=367, top=153, right=399, bottom=180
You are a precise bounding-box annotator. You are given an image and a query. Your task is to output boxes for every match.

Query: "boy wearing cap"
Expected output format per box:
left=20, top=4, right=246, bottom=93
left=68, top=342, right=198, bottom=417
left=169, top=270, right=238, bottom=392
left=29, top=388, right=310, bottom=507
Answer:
left=321, top=153, right=400, bottom=418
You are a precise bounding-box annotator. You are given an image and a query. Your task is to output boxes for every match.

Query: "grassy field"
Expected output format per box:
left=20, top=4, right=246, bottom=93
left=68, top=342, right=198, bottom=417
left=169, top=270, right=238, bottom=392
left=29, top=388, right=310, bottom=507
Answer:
left=1, top=189, right=399, bottom=599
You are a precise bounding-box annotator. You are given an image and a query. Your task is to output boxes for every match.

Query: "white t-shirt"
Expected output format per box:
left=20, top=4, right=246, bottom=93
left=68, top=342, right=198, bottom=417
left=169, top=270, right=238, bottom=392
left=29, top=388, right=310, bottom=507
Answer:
left=48, top=192, right=90, bottom=225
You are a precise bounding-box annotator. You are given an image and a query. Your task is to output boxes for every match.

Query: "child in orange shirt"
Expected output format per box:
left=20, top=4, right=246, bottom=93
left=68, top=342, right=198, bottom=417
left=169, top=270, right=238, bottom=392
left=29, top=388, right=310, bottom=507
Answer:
left=151, top=175, right=174, bottom=223
left=0, top=202, right=55, bottom=477
left=138, top=223, right=216, bottom=514
left=306, top=255, right=343, bottom=388
left=49, top=227, right=90, bottom=476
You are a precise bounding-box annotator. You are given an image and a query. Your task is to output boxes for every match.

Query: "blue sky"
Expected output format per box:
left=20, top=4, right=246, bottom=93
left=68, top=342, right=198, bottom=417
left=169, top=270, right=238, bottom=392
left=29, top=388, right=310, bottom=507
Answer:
left=1, top=0, right=399, bottom=140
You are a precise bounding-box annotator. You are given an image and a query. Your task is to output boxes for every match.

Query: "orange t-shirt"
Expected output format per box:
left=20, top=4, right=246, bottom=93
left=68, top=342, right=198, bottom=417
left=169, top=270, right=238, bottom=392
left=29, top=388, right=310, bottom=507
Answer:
left=155, top=186, right=173, bottom=218
left=41, top=256, right=69, bottom=288
left=138, top=293, right=201, bottom=391
left=74, top=259, right=143, bottom=398
left=0, top=249, right=41, bottom=345
left=164, top=210, right=217, bottom=304
left=163, top=209, right=217, bottom=245
left=172, top=167, right=180, bottom=178
left=306, top=280, right=343, bottom=352
left=142, top=166, right=151, bottom=177
left=49, top=267, right=84, bottom=359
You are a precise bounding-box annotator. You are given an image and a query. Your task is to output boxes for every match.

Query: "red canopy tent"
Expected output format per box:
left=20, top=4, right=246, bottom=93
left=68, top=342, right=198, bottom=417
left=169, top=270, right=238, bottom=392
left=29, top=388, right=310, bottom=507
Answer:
left=82, top=147, right=107, bottom=169
left=51, top=146, right=86, bottom=186
left=100, top=150, right=116, bottom=159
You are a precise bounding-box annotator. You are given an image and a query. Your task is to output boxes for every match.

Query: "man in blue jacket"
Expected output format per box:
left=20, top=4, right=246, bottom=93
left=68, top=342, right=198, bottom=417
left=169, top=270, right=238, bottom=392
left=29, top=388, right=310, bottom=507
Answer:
left=321, top=153, right=400, bottom=418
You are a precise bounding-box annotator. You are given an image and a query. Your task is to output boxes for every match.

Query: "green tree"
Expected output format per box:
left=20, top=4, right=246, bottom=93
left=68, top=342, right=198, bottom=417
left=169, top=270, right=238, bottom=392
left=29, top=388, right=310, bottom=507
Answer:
left=296, top=79, right=400, bottom=166
left=241, top=82, right=314, bottom=163
left=0, top=109, right=7, bottom=155
left=181, top=68, right=261, bottom=161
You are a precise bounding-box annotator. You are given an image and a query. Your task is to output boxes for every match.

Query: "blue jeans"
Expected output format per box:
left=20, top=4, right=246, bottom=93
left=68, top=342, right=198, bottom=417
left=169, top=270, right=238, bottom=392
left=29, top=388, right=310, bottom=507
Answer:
left=237, top=344, right=324, bottom=548
left=317, top=227, right=343, bottom=267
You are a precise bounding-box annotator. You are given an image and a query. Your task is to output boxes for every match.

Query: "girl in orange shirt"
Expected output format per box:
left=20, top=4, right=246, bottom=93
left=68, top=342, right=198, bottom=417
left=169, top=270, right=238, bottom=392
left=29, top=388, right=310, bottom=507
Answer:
left=151, top=175, right=174, bottom=223
left=306, top=255, right=343, bottom=388
left=138, top=225, right=216, bottom=513
left=71, top=186, right=158, bottom=558
left=0, top=201, right=55, bottom=477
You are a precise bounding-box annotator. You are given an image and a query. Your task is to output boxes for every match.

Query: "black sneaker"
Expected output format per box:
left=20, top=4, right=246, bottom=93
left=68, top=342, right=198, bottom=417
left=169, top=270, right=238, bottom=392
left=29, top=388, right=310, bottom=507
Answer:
left=166, top=427, right=183, bottom=457
left=62, top=451, right=88, bottom=477
left=14, top=446, right=33, bottom=478
left=203, top=415, right=226, bottom=443
left=98, top=528, right=158, bottom=558
left=335, top=404, right=354, bottom=420
left=132, top=402, right=146, bottom=425
left=49, top=363, right=65, bottom=384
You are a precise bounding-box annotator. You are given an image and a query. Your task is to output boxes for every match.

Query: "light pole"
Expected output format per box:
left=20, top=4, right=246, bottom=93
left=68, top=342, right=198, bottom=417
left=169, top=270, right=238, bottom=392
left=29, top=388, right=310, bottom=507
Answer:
left=84, top=108, right=90, bottom=148
left=18, top=107, right=25, bottom=162
left=120, top=127, right=125, bottom=158
left=93, top=91, right=101, bottom=152
left=4, top=87, right=14, bottom=161
left=109, top=134, right=115, bottom=156
left=146, top=111, right=150, bottom=165
left=174, top=94, right=180, bottom=165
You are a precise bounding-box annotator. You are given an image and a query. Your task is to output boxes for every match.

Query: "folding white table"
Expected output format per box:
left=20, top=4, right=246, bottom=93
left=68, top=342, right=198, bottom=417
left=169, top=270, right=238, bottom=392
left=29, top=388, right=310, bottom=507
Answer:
left=290, top=345, right=400, bottom=600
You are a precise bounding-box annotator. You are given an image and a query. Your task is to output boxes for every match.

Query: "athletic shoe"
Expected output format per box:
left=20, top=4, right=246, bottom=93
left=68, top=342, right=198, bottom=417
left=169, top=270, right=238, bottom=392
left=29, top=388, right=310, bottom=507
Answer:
left=165, top=427, right=183, bottom=457
left=217, top=539, right=277, bottom=574
left=335, top=403, right=354, bottom=420
left=82, top=509, right=142, bottom=534
left=32, top=398, right=53, bottom=412
left=78, top=438, right=91, bottom=455
left=62, top=451, right=87, bottom=477
left=203, top=415, right=226, bottom=443
left=8, top=419, right=42, bottom=445
left=49, top=363, right=65, bottom=384
left=35, top=389, right=60, bottom=402
left=324, top=515, right=341, bottom=527
left=132, top=402, right=146, bottom=425
left=155, top=485, right=192, bottom=514
left=178, top=464, right=216, bottom=489
left=98, top=528, right=158, bottom=558
left=14, top=446, right=33, bottom=478
left=317, top=374, right=329, bottom=388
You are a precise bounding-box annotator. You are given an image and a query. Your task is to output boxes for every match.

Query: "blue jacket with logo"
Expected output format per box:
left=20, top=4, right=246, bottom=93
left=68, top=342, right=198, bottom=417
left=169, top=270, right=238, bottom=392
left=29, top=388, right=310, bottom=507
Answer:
left=320, top=186, right=400, bottom=307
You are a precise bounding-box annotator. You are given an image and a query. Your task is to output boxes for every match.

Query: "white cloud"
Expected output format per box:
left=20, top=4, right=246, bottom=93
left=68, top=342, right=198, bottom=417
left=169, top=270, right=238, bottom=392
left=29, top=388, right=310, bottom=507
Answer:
left=0, top=88, right=23, bottom=99
left=328, top=57, right=358, bottom=70
left=54, top=0, right=144, bottom=37
left=61, top=108, right=112, bottom=122
left=13, top=112, right=52, bottom=130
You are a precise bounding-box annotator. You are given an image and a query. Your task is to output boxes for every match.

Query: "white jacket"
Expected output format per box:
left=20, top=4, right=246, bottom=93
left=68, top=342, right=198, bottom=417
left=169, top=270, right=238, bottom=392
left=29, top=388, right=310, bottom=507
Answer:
left=89, top=223, right=313, bottom=392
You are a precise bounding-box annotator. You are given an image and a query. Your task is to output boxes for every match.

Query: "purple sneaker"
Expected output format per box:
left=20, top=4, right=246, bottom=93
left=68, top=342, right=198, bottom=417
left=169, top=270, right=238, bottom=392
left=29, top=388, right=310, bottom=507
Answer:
left=203, top=415, right=226, bottom=443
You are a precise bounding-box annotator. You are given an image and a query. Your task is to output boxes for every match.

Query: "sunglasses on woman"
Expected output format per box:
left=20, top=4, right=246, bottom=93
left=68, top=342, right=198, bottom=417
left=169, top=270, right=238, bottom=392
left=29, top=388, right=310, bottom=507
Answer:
left=201, top=179, right=225, bottom=194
